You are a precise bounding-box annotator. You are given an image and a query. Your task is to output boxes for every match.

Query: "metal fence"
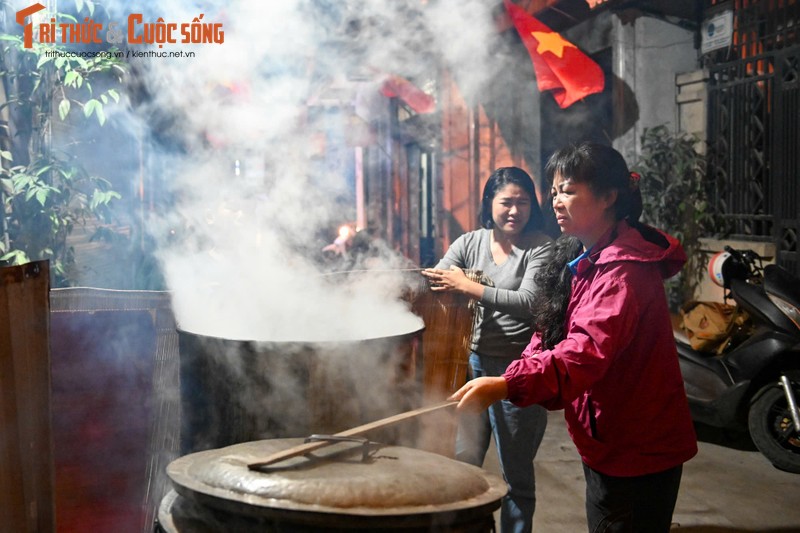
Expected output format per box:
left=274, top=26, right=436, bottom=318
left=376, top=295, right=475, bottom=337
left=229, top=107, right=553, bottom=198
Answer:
left=705, top=0, right=800, bottom=274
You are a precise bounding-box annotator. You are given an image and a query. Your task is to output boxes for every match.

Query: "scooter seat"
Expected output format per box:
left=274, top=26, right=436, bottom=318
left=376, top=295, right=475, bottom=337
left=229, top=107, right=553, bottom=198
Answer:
left=674, top=337, right=722, bottom=367
left=733, top=277, right=798, bottom=336
left=765, top=264, right=800, bottom=311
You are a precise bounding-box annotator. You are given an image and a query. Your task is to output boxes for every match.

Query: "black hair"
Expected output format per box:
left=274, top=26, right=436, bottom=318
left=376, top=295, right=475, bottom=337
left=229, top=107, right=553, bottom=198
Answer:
left=479, top=166, right=545, bottom=233
left=530, top=234, right=583, bottom=349
left=544, top=142, right=642, bottom=223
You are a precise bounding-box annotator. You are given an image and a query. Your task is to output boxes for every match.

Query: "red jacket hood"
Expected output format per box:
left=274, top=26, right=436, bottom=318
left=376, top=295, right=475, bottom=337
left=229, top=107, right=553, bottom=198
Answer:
left=588, top=220, right=686, bottom=280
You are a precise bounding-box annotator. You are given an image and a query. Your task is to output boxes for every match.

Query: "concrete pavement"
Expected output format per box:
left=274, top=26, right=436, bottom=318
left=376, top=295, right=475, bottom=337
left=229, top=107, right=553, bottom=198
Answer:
left=484, top=410, right=800, bottom=532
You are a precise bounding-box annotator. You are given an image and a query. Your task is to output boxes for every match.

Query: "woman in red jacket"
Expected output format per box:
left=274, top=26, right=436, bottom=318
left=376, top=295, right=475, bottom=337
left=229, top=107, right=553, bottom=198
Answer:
left=450, top=142, right=697, bottom=533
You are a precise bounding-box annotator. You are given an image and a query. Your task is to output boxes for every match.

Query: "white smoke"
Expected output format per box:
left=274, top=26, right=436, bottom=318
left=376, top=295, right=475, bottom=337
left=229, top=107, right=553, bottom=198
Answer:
left=116, top=0, right=497, bottom=341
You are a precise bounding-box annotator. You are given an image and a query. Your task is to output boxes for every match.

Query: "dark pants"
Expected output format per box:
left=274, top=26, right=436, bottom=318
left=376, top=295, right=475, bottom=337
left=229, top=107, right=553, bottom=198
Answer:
left=583, top=463, right=683, bottom=533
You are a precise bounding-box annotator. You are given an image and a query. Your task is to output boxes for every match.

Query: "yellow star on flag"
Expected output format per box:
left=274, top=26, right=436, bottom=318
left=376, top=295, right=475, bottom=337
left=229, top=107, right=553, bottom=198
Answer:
left=531, top=31, right=576, bottom=58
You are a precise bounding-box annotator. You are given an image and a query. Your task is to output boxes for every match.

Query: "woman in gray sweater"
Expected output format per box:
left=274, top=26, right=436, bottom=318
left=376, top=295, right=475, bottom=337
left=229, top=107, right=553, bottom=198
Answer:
left=422, top=167, right=553, bottom=533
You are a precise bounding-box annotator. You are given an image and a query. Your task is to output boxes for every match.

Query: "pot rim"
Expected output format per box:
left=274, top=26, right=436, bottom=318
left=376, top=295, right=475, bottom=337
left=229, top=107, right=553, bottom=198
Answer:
left=176, top=323, right=426, bottom=344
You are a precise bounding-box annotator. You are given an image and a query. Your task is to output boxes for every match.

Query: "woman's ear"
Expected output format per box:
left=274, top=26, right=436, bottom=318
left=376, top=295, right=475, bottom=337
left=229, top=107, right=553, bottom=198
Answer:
left=602, top=189, right=618, bottom=212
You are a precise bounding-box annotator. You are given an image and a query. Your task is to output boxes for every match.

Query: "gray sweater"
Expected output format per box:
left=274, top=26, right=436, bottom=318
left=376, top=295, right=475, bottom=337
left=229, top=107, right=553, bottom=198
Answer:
left=435, top=228, right=554, bottom=358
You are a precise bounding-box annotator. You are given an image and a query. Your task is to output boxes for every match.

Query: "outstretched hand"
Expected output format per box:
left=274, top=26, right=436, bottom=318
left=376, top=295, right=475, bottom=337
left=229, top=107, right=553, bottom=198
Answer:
left=422, top=266, right=486, bottom=300
left=448, top=376, right=509, bottom=413
left=421, top=265, right=467, bottom=292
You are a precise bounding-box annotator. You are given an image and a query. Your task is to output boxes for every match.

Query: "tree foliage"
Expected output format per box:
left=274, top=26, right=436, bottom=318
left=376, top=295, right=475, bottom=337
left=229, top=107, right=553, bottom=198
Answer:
left=0, top=2, right=125, bottom=285
left=633, top=125, right=715, bottom=309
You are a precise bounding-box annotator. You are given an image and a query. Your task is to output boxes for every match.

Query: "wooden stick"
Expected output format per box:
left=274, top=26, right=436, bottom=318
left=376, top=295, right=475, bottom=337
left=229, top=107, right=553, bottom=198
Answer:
left=247, top=400, right=457, bottom=470
left=319, top=268, right=427, bottom=277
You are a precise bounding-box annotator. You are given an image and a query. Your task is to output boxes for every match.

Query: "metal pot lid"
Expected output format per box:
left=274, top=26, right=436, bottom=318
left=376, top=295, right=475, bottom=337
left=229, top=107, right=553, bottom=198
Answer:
left=167, top=438, right=506, bottom=521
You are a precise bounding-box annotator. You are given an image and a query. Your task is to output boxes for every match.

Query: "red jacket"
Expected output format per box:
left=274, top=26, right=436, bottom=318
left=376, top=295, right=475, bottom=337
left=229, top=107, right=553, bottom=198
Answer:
left=504, top=220, right=697, bottom=476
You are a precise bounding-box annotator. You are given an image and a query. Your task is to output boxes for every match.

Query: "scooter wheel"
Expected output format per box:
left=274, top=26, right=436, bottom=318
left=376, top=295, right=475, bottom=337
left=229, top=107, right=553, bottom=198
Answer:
left=748, top=379, right=800, bottom=474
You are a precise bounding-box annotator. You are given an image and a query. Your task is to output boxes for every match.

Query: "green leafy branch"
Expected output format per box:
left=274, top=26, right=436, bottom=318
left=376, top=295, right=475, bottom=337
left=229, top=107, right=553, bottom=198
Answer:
left=0, top=2, right=126, bottom=285
left=633, top=125, right=716, bottom=309
left=0, top=147, right=121, bottom=280
left=0, top=28, right=124, bottom=127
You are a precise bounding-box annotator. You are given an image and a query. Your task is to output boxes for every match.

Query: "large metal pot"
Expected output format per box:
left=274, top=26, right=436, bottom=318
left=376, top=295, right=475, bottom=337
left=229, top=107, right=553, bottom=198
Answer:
left=178, top=322, right=425, bottom=455
left=158, top=437, right=506, bottom=532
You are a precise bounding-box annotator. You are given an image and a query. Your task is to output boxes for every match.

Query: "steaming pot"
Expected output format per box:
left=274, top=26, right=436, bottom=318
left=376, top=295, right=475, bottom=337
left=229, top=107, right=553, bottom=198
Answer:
left=178, top=323, right=425, bottom=455
left=157, top=437, right=506, bottom=532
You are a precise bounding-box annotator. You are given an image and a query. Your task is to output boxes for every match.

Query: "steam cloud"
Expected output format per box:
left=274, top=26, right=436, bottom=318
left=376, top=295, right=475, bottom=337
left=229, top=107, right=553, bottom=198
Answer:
left=112, top=0, right=497, bottom=342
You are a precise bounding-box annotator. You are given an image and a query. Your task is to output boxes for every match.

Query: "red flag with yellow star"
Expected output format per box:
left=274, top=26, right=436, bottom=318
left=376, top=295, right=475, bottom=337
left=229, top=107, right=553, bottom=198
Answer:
left=503, top=0, right=605, bottom=108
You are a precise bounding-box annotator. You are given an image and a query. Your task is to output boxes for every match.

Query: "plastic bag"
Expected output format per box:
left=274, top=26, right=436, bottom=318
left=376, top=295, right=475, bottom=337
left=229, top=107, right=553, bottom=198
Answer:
left=680, top=301, right=749, bottom=354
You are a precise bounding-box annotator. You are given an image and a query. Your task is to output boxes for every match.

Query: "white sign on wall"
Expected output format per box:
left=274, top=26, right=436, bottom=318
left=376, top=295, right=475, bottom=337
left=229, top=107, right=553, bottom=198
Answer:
left=702, top=10, right=734, bottom=54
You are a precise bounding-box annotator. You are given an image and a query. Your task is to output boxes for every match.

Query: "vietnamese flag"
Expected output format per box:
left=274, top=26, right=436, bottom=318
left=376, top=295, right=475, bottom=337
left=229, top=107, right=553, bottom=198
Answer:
left=503, top=0, right=605, bottom=108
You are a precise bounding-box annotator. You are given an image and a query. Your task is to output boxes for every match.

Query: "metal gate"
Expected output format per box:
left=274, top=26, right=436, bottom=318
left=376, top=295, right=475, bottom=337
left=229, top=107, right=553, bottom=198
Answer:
left=707, top=44, right=800, bottom=274
left=704, top=0, right=800, bottom=275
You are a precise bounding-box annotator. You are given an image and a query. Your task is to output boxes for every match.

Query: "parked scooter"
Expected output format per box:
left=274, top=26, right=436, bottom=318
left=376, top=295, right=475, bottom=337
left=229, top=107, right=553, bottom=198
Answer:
left=675, top=246, right=800, bottom=473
